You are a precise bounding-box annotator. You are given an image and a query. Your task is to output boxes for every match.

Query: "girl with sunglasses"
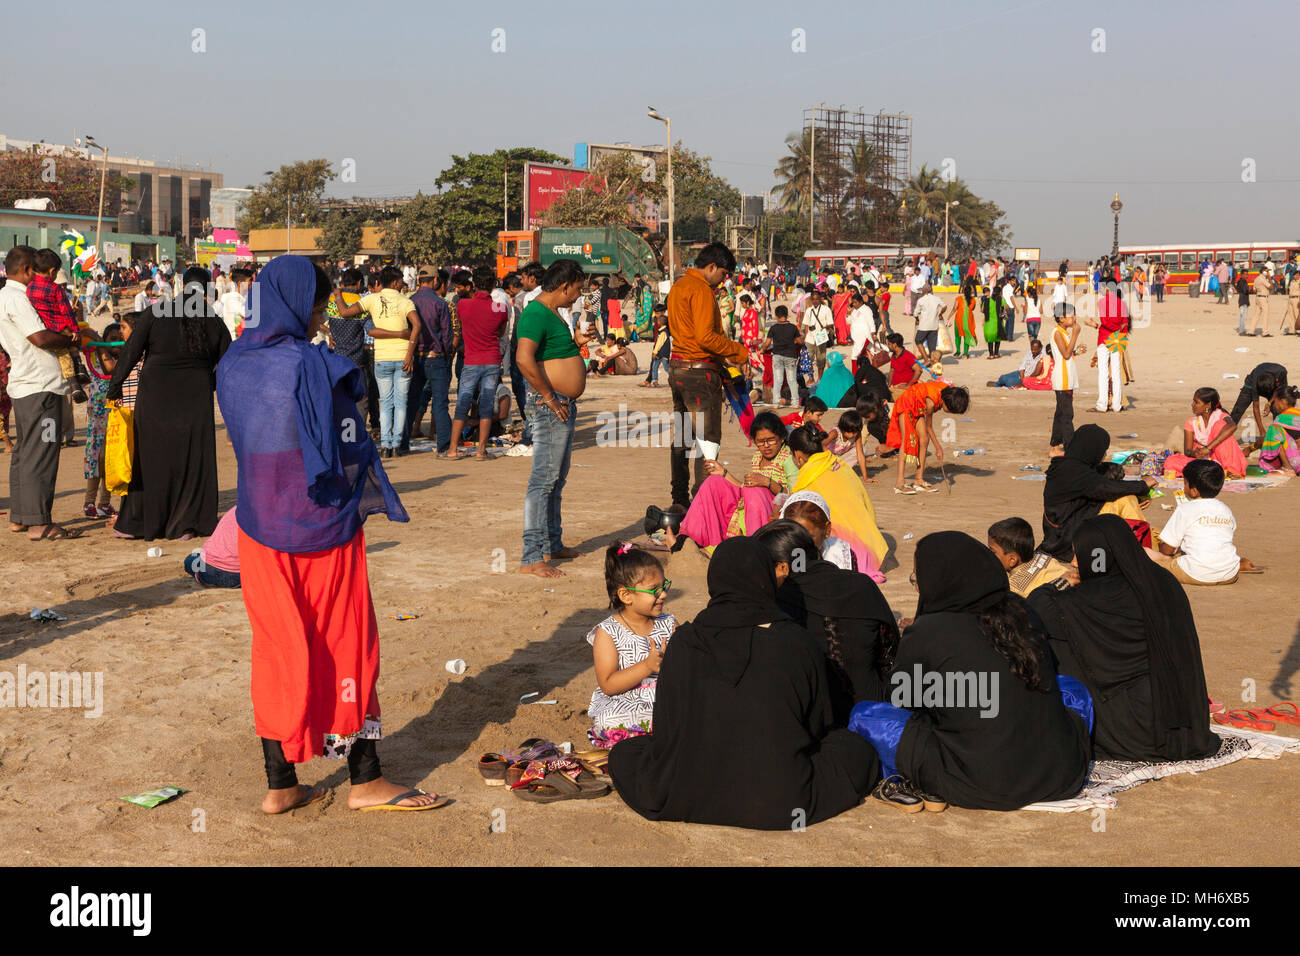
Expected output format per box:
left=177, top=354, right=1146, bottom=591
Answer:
left=585, top=543, right=676, bottom=748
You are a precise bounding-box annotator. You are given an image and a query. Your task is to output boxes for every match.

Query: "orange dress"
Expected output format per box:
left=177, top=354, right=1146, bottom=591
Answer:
left=241, top=527, right=381, bottom=763
left=885, top=380, right=947, bottom=464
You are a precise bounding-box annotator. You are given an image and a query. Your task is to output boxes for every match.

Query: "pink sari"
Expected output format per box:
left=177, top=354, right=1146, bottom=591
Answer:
left=678, top=475, right=775, bottom=547
left=1185, top=409, right=1248, bottom=476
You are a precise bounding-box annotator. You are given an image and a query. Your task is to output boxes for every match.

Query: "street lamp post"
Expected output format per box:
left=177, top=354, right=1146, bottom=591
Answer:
left=706, top=203, right=716, bottom=243
left=1110, top=193, right=1123, bottom=259
left=82, top=136, right=108, bottom=275
left=648, top=108, right=674, bottom=281
left=943, top=199, right=960, bottom=261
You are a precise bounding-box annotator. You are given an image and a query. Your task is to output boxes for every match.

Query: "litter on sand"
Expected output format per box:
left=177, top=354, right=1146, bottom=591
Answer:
left=1013, top=474, right=1048, bottom=481
left=445, top=659, right=467, bottom=675
left=30, top=607, right=66, bottom=622
left=1019, top=464, right=1042, bottom=471
left=519, top=691, right=558, bottom=706
left=120, top=786, right=187, bottom=808
left=1223, top=373, right=1240, bottom=379
left=1235, top=347, right=1250, bottom=353
left=902, top=532, right=914, bottom=540
left=389, top=613, right=419, bottom=621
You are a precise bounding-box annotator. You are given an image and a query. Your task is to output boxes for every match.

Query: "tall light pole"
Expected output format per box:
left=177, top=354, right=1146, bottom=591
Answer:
left=706, top=203, right=716, bottom=243
left=266, top=170, right=291, bottom=254
left=943, top=199, right=960, bottom=261
left=896, top=199, right=907, bottom=278
left=82, top=136, right=108, bottom=275
left=1110, top=193, right=1123, bottom=259
left=648, top=108, right=674, bottom=281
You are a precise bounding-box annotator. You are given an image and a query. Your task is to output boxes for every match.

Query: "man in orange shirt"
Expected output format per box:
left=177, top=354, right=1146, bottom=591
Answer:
left=667, top=243, right=749, bottom=508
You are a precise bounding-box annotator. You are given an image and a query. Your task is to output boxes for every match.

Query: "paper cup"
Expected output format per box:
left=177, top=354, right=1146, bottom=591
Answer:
left=694, top=438, right=720, bottom=460
left=445, top=659, right=467, bottom=675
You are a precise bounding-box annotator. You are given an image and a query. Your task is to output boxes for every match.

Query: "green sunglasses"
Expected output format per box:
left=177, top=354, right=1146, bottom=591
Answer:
left=624, top=579, right=672, bottom=598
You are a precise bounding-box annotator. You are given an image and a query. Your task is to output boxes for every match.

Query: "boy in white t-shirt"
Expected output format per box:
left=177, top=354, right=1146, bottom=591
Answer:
left=1156, top=459, right=1257, bottom=585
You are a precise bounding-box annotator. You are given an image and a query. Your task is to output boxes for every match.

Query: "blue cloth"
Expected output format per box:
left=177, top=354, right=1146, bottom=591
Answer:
left=848, top=699, right=913, bottom=780
left=216, top=255, right=407, bottom=553
left=1057, top=673, right=1094, bottom=733
left=814, top=349, right=853, bottom=406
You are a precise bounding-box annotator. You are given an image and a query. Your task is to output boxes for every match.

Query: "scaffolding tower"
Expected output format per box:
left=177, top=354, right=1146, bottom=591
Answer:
left=800, top=107, right=912, bottom=245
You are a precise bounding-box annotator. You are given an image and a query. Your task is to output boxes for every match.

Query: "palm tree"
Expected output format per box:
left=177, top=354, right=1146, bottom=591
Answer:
left=772, top=129, right=839, bottom=216
left=844, top=136, right=888, bottom=236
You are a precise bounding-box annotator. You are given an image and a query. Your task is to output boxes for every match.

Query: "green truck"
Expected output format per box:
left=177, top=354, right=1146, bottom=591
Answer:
left=496, top=226, right=664, bottom=282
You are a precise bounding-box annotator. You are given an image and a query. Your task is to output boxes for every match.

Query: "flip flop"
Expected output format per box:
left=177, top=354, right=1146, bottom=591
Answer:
left=1208, top=697, right=1226, bottom=714
left=477, top=753, right=508, bottom=786
left=1213, top=710, right=1275, bottom=732
left=893, top=486, right=918, bottom=495
left=357, top=788, right=450, bottom=812
left=912, top=481, right=940, bottom=493
left=1262, top=702, right=1300, bottom=726
left=511, top=769, right=609, bottom=803
left=30, top=525, right=83, bottom=541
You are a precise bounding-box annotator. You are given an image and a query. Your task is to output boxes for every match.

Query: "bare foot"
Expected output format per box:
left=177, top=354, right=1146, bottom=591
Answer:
left=347, top=777, right=445, bottom=810
left=261, top=783, right=328, bottom=814
left=9, top=522, right=29, bottom=533
left=662, top=528, right=677, bottom=550
left=546, top=546, right=581, bottom=560
left=520, top=561, right=564, bottom=578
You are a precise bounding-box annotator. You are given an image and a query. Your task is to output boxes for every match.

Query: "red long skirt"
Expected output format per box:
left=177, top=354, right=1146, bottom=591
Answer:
left=240, top=527, right=381, bottom=764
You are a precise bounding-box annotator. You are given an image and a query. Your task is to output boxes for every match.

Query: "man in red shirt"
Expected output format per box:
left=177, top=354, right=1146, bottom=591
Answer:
left=1087, top=280, right=1129, bottom=413
left=448, top=265, right=507, bottom=460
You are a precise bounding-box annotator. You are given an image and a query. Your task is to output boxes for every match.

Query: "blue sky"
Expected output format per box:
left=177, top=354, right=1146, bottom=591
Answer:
left=7, top=0, right=1295, bottom=255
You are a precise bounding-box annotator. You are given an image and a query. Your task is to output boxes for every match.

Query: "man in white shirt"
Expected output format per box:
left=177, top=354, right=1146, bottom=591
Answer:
left=1156, top=460, right=1252, bottom=584
left=912, top=285, right=947, bottom=362
left=801, top=289, right=834, bottom=383
left=0, top=246, right=78, bottom=540
left=847, top=292, right=877, bottom=365
left=215, top=267, right=252, bottom=339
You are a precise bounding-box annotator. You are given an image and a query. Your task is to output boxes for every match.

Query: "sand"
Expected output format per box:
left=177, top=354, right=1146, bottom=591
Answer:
left=1, top=291, right=1297, bottom=866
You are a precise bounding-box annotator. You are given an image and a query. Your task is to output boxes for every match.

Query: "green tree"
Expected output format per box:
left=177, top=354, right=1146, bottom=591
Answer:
left=237, top=159, right=336, bottom=233
left=900, top=165, right=1010, bottom=258
left=772, top=129, right=844, bottom=242
left=759, top=210, right=811, bottom=260
left=670, top=145, right=741, bottom=243
left=433, top=147, right=565, bottom=261
left=0, top=146, right=133, bottom=218
left=381, top=192, right=447, bottom=265
left=315, top=210, right=363, bottom=264
left=540, top=152, right=645, bottom=228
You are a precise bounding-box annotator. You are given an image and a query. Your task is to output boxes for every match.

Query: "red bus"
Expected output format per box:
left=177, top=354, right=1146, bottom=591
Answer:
left=1119, top=241, right=1300, bottom=291
left=803, top=245, right=940, bottom=273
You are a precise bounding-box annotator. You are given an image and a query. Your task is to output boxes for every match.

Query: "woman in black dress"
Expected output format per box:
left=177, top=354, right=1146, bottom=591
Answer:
left=608, top=535, right=879, bottom=830
left=1040, top=424, right=1154, bottom=560
left=106, top=267, right=230, bottom=540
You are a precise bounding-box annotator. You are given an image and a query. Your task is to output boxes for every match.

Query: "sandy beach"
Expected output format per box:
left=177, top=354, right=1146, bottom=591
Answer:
left=2, top=291, right=1297, bottom=866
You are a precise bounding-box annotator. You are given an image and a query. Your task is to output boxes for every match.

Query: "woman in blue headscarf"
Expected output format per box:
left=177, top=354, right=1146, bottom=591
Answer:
left=217, top=255, right=446, bottom=814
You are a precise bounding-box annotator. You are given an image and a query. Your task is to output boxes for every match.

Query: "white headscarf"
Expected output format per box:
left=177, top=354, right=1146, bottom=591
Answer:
left=780, top=490, right=831, bottom=521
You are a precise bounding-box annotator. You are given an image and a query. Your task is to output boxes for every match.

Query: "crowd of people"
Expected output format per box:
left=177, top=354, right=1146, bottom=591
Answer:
left=1, top=233, right=1295, bottom=828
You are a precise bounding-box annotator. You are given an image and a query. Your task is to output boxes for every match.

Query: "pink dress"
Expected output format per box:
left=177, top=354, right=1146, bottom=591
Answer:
left=1185, top=409, right=1248, bottom=476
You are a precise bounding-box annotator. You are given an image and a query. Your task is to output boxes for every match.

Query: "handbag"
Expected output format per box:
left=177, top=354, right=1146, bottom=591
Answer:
left=104, top=401, right=135, bottom=496
left=868, top=344, right=891, bottom=368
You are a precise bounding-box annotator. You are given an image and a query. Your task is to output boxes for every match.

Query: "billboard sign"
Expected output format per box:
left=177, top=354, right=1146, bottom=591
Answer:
left=523, top=162, right=593, bottom=229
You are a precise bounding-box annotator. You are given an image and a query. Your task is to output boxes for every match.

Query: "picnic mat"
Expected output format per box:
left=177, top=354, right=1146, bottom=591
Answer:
left=1021, top=724, right=1300, bottom=812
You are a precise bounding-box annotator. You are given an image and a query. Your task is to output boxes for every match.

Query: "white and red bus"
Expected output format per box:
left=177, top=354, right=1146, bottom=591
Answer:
left=803, top=246, right=940, bottom=273
left=1119, top=241, right=1300, bottom=290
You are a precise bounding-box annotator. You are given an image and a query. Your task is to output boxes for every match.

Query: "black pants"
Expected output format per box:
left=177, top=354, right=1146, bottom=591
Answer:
left=9, top=390, right=64, bottom=526
left=261, top=737, right=381, bottom=790
left=362, top=350, right=380, bottom=429
left=1051, top=390, right=1074, bottom=449
left=400, top=356, right=428, bottom=453
left=668, top=365, right=723, bottom=508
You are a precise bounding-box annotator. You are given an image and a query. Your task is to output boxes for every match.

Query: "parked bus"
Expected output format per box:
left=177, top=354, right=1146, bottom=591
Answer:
left=1118, top=241, right=1300, bottom=291
left=803, top=246, right=941, bottom=273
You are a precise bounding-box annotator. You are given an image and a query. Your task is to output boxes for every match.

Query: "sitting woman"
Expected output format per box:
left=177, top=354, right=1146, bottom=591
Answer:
left=671, top=412, right=797, bottom=554
left=779, top=489, right=857, bottom=570
left=1040, top=424, right=1155, bottom=561
left=1029, top=514, right=1220, bottom=763
left=608, top=536, right=880, bottom=830
left=1257, top=384, right=1300, bottom=474
left=884, top=380, right=971, bottom=494
left=787, top=424, right=889, bottom=582
left=812, top=349, right=856, bottom=408
left=755, top=519, right=899, bottom=723
left=1181, top=387, right=1248, bottom=478
left=850, top=532, right=1092, bottom=812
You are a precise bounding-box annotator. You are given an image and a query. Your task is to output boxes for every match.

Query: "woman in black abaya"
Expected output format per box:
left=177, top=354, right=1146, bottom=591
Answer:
left=1040, top=423, right=1153, bottom=560
left=1029, top=514, right=1218, bottom=763
left=755, top=519, right=899, bottom=724
left=608, top=535, right=879, bottom=830
left=106, top=267, right=230, bottom=539
left=851, top=532, right=1091, bottom=811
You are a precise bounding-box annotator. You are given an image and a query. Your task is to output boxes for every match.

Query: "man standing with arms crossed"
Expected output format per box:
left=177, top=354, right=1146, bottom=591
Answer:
left=667, top=242, right=749, bottom=510
left=1248, top=266, right=1273, bottom=337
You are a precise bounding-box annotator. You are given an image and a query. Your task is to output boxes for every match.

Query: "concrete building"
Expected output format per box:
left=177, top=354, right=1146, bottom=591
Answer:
left=0, top=134, right=223, bottom=244
left=0, top=207, right=176, bottom=272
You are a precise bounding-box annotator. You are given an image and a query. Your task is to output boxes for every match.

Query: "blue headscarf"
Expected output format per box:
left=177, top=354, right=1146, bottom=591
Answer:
left=216, top=256, right=407, bottom=553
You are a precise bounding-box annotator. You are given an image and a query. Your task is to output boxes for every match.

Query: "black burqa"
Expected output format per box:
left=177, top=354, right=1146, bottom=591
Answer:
left=776, top=558, right=900, bottom=723
left=1040, top=424, right=1149, bottom=560
left=1028, top=514, right=1218, bottom=762
left=106, top=290, right=231, bottom=539
left=608, top=537, right=879, bottom=830
left=893, top=532, right=1090, bottom=811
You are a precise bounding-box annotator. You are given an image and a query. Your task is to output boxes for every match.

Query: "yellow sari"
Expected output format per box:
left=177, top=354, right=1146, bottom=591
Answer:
left=792, top=451, right=888, bottom=581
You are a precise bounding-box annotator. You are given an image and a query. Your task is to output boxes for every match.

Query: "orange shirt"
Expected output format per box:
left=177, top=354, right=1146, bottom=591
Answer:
left=666, top=269, right=749, bottom=366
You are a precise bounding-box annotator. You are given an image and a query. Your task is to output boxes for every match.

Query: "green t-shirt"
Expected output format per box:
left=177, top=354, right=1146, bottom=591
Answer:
left=516, top=299, right=580, bottom=362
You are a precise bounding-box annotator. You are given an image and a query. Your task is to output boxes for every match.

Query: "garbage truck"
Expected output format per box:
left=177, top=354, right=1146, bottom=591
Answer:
left=496, top=226, right=663, bottom=282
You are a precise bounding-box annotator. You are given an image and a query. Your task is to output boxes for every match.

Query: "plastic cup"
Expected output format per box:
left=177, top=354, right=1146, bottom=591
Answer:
left=146, top=547, right=163, bottom=558
left=445, top=659, right=467, bottom=675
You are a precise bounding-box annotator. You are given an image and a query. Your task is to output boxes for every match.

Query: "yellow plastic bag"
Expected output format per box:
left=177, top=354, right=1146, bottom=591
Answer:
left=104, top=401, right=135, bottom=496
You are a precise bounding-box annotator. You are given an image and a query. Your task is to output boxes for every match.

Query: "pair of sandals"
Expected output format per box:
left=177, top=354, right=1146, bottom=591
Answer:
left=1213, top=702, right=1300, bottom=733
left=478, top=738, right=611, bottom=803
left=894, top=480, right=939, bottom=495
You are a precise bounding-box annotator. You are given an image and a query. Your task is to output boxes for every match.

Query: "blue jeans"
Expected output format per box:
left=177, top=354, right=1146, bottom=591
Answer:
left=645, top=356, right=669, bottom=384
left=993, top=370, right=1023, bottom=388
left=453, top=363, right=501, bottom=421
left=374, top=360, right=410, bottom=449
left=423, top=354, right=453, bottom=453
left=1026, top=319, right=1041, bottom=340
left=184, top=553, right=241, bottom=588
left=522, top=388, right=576, bottom=565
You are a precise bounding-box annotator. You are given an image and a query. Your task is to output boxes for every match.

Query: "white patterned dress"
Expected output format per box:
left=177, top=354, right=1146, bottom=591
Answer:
left=585, top=613, right=675, bottom=747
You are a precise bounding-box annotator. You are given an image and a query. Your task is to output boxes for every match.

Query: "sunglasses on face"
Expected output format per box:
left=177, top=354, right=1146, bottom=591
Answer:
left=625, top=579, right=672, bottom=598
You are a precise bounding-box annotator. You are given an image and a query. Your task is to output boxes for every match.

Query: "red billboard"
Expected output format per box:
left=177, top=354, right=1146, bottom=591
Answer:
left=524, top=162, right=594, bottom=228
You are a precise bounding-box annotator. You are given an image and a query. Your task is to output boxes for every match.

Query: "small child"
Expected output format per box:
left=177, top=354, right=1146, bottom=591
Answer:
left=1156, top=459, right=1257, bottom=585
left=824, top=408, right=878, bottom=484
left=987, top=517, right=1077, bottom=596
left=586, top=543, right=676, bottom=748
left=183, top=508, right=242, bottom=588
left=82, top=323, right=121, bottom=518
left=116, top=311, right=143, bottom=409
left=26, top=249, right=91, bottom=403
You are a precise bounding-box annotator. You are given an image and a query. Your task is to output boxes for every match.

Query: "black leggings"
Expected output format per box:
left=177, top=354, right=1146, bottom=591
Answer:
left=261, top=737, right=381, bottom=790
left=1051, top=390, right=1075, bottom=448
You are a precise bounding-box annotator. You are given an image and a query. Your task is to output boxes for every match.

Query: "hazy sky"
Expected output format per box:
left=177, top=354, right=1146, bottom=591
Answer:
left=7, top=0, right=1296, bottom=255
